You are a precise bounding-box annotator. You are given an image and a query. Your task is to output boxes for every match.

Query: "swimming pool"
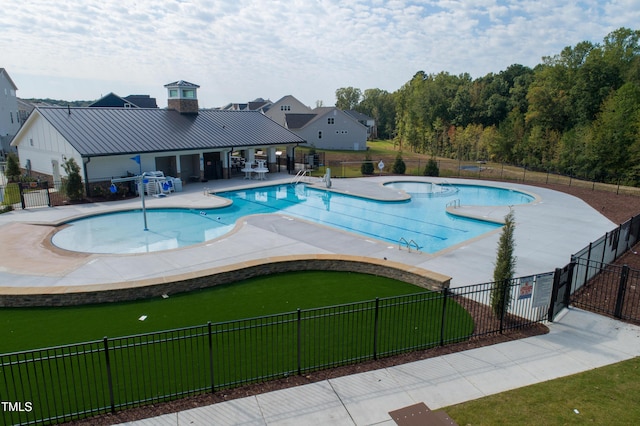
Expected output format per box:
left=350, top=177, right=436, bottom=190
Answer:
left=51, top=182, right=534, bottom=254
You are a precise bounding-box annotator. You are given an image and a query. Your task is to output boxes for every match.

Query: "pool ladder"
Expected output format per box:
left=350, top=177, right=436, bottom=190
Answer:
left=399, top=237, right=420, bottom=253
left=446, top=199, right=461, bottom=208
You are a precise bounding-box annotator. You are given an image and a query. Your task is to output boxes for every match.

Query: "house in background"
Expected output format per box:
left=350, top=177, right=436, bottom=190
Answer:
left=220, top=98, right=272, bottom=112
left=89, top=93, right=158, bottom=108
left=264, top=95, right=368, bottom=151
left=0, top=68, right=21, bottom=156
left=344, top=110, right=377, bottom=140
left=10, top=80, right=304, bottom=194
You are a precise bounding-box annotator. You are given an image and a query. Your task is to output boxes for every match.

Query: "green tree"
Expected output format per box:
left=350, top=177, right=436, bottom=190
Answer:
left=61, top=158, right=84, bottom=201
left=491, top=210, right=516, bottom=318
left=4, top=153, right=21, bottom=182
left=423, top=158, right=439, bottom=176
left=361, top=152, right=374, bottom=175
left=335, top=87, right=362, bottom=110
left=392, top=153, right=406, bottom=174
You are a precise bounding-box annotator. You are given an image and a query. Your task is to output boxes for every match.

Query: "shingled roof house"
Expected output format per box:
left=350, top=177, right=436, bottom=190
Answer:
left=10, top=81, right=305, bottom=194
left=264, top=95, right=368, bottom=151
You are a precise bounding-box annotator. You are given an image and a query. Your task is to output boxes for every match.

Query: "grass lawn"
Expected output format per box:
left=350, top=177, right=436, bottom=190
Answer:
left=444, top=357, right=640, bottom=425
left=1, top=271, right=474, bottom=424
left=1, top=271, right=441, bottom=353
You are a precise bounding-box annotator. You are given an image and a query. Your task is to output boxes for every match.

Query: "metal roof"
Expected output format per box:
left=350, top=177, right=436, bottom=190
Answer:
left=35, top=107, right=305, bottom=157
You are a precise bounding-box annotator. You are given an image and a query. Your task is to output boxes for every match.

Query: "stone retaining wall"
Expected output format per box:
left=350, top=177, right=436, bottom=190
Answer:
left=0, top=255, right=451, bottom=307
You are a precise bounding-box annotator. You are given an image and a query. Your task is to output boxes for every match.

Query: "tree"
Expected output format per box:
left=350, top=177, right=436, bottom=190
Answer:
left=423, top=158, right=439, bottom=176
left=361, top=152, right=374, bottom=175
left=4, top=153, right=21, bottom=182
left=335, top=87, right=362, bottom=110
left=61, top=158, right=84, bottom=201
left=392, top=153, right=406, bottom=174
left=491, top=210, right=516, bottom=318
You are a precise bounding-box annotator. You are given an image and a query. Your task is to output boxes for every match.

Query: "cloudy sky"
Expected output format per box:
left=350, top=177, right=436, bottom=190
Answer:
left=2, top=0, right=639, bottom=108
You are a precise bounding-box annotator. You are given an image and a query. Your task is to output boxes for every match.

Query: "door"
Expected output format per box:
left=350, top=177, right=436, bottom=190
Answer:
left=203, top=152, right=222, bottom=180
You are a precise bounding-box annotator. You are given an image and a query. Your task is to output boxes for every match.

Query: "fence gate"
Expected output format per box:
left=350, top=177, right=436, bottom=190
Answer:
left=548, top=263, right=574, bottom=321
left=18, top=181, right=52, bottom=209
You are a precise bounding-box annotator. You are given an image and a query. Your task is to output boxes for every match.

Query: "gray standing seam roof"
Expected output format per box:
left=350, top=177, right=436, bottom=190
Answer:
left=36, top=107, right=306, bottom=157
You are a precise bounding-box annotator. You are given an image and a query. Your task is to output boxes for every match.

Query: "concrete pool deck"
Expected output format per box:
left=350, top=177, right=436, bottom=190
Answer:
left=0, top=173, right=616, bottom=295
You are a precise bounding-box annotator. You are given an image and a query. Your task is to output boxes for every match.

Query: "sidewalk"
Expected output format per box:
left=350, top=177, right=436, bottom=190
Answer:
left=120, top=308, right=640, bottom=425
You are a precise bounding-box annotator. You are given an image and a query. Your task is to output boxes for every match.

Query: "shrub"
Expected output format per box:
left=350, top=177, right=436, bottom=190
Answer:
left=361, top=152, right=375, bottom=175
left=423, top=158, right=439, bottom=177
left=392, top=153, right=406, bottom=174
left=4, top=153, right=21, bottom=182
left=61, top=158, right=84, bottom=201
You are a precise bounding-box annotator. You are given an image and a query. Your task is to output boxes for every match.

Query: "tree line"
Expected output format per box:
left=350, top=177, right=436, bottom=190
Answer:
left=337, top=27, right=640, bottom=186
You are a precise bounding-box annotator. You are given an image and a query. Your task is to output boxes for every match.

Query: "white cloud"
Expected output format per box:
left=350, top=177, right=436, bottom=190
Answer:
left=1, top=0, right=638, bottom=107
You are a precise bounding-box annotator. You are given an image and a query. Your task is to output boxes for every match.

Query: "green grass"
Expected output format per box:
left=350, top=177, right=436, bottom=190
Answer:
left=444, top=357, right=640, bottom=425
left=1, top=271, right=474, bottom=424
left=1, top=271, right=439, bottom=353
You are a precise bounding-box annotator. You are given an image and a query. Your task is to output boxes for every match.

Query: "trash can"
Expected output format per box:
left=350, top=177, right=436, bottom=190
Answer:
left=173, top=178, right=183, bottom=192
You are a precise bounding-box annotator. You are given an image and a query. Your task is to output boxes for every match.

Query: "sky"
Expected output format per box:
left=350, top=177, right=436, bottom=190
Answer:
left=2, top=0, right=639, bottom=109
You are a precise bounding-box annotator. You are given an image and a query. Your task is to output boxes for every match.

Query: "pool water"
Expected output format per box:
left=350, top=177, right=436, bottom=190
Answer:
left=51, top=182, right=534, bottom=254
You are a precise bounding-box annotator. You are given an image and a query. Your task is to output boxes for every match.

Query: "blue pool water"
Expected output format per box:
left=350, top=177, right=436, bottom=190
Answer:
left=51, top=182, right=534, bottom=254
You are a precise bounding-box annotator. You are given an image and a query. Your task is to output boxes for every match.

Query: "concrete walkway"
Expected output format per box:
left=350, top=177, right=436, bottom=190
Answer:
left=119, top=308, right=640, bottom=425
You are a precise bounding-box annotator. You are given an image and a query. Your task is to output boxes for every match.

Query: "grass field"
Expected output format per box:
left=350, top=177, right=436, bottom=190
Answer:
left=1, top=271, right=452, bottom=353
left=444, top=356, right=640, bottom=425
left=1, top=271, right=475, bottom=424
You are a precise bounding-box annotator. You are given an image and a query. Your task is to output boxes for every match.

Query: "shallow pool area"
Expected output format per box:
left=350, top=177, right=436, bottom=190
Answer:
left=51, top=182, right=534, bottom=254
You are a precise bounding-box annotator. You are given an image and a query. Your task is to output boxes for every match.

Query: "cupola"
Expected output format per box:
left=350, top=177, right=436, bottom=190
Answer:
left=164, top=80, right=200, bottom=114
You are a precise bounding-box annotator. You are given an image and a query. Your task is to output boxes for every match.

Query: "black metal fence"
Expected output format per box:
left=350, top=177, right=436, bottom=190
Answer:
left=1, top=279, right=551, bottom=425
left=0, top=181, right=69, bottom=210
left=570, top=259, right=640, bottom=323
left=571, top=214, right=640, bottom=296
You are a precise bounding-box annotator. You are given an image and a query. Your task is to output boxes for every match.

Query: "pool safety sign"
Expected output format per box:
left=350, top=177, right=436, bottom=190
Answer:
left=518, top=276, right=534, bottom=300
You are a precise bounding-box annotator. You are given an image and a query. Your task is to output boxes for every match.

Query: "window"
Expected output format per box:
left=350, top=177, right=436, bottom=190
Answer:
left=10, top=112, right=13, bottom=124
left=280, top=105, right=291, bottom=111
left=182, top=89, right=196, bottom=98
left=30, top=138, right=34, bottom=146
left=318, top=131, right=322, bottom=139
left=327, top=117, right=335, bottom=124
left=169, top=89, right=178, bottom=98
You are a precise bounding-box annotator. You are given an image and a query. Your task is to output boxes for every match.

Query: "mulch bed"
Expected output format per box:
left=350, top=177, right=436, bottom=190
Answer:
left=66, top=181, right=640, bottom=425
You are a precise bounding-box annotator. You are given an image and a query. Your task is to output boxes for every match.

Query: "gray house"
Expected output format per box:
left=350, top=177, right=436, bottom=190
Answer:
left=265, top=96, right=368, bottom=151
left=0, top=68, right=21, bottom=156
left=10, top=81, right=305, bottom=192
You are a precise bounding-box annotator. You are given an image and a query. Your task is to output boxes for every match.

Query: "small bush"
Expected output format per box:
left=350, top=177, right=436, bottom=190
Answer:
left=423, top=158, right=440, bottom=177
left=4, top=153, right=21, bottom=182
left=361, top=153, right=375, bottom=175
left=392, top=153, right=406, bottom=174
left=61, top=158, right=84, bottom=201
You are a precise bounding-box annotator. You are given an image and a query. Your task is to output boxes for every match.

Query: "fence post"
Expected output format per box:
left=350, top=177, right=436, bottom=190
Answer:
left=297, top=309, right=302, bottom=375
left=373, top=298, right=380, bottom=360
left=19, top=183, right=26, bottom=209
left=439, top=289, right=449, bottom=346
left=583, top=242, right=593, bottom=288
left=547, top=268, right=562, bottom=321
left=614, top=265, right=630, bottom=319
left=208, top=322, right=215, bottom=393
left=44, top=181, right=51, bottom=207
left=102, top=337, right=116, bottom=414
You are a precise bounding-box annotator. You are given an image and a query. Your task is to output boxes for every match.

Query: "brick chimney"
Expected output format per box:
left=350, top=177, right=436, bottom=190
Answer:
left=164, top=80, right=200, bottom=114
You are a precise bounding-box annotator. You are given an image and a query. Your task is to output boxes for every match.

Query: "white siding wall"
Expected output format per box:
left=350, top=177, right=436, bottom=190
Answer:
left=13, top=113, right=81, bottom=177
